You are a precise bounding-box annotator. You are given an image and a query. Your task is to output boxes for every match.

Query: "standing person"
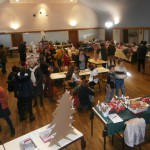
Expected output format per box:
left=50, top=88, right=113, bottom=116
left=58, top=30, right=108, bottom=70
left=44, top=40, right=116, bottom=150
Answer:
left=108, top=41, right=116, bottom=65
left=0, top=86, right=15, bottom=137
left=96, top=43, right=108, bottom=68
left=115, top=59, right=127, bottom=97
left=105, top=65, right=116, bottom=102
left=18, top=42, right=27, bottom=64
left=0, top=44, right=7, bottom=74
left=137, top=41, right=147, bottom=73
left=76, top=50, right=88, bottom=70
left=16, top=67, right=35, bottom=122
left=40, top=58, right=53, bottom=101
left=29, top=60, right=43, bottom=107
left=54, top=46, right=64, bottom=71
left=63, top=50, right=71, bottom=71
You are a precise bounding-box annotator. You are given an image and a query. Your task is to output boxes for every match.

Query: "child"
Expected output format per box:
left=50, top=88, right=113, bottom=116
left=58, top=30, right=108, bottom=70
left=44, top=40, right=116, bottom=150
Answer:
left=105, top=65, right=116, bottom=102
left=115, top=59, right=127, bottom=96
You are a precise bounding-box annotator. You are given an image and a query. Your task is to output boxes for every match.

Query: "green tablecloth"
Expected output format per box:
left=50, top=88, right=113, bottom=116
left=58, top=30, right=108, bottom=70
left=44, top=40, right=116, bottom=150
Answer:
left=94, top=106, right=150, bottom=136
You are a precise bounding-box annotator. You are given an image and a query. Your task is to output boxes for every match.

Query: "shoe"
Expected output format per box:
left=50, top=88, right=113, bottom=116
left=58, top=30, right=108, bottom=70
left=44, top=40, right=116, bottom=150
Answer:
left=19, top=116, right=26, bottom=122
left=30, top=116, right=35, bottom=122
left=11, top=128, right=15, bottom=137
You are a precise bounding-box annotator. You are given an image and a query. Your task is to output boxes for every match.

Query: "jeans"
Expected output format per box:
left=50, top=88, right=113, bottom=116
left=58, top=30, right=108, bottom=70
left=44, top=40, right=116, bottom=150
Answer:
left=116, top=79, right=125, bottom=96
left=105, top=86, right=115, bottom=102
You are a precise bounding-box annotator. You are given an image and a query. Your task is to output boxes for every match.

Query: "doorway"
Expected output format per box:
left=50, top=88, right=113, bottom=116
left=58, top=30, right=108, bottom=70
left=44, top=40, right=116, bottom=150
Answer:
left=68, top=30, right=79, bottom=48
left=11, top=33, right=23, bottom=47
left=105, top=29, right=113, bottom=41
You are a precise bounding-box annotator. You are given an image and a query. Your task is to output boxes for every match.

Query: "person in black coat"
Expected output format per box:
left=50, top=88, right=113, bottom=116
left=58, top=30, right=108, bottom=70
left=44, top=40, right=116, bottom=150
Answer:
left=96, top=43, right=108, bottom=68
left=15, top=66, right=35, bottom=122
left=108, top=41, right=116, bottom=65
left=137, top=41, right=148, bottom=73
left=78, top=79, right=94, bottom=111
left=18, top=42, right=27, bottom=64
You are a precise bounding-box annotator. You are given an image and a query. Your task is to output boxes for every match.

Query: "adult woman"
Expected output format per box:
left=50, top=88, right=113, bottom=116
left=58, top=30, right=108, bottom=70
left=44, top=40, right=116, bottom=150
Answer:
left=63, top=50, right=71, bottom=70
left=76, top=50, right=88, bottom=70
left=65, top=66, right=81, bottom=88
left=115, top=59, right=127, bottom=96
left=55, top=46, right=64, bottom=70
left=29, top=60, right=43, bottom=107
left=78, top=80, right=94, bottom=111
left=0, top=86, right=15, bottom=137
left=88, top=64, right=99, bottom=88
left=108, top=41, right=116, bottom=65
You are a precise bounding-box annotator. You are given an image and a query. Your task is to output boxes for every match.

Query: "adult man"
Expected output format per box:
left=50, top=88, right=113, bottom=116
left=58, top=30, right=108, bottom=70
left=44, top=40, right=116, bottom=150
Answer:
left=18, top=41, right=26, bottom=64
left=137, top=41, right=147, bottom=73
left=0, top=44, right=7, bottom=74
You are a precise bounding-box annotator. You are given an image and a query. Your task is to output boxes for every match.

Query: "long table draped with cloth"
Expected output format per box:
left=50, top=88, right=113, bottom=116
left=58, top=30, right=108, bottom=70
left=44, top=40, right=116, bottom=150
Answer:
left=90, top=98, right=150, bottom=150
left=3, top=125, right=85, bottom=150
left=50, top=67, right=109, bottom=80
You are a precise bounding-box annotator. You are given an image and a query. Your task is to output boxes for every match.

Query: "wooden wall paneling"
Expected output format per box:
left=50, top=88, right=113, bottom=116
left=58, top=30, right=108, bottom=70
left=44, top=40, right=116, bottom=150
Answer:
left=68, top=30, right=79, bottom=48
left=105, top=29, right=113, bottom=41
left=11, top=33, right=23, bottom=47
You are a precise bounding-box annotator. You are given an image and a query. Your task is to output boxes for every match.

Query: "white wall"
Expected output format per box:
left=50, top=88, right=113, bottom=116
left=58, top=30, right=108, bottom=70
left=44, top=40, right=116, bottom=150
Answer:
left=0, top=1, right=99, bottom=32
left=0, top=34, right=12, bottom=47
left=99, top=29, right=105, bottom=40
left=144, top=30, right=149, bottom=42
left=113, top=29, right=121, bottom=43
left=138, top=29, right=143, bottom=44
left=78, top=29, right=99, bottom=41
left=23, top=31, right=68, bottom=46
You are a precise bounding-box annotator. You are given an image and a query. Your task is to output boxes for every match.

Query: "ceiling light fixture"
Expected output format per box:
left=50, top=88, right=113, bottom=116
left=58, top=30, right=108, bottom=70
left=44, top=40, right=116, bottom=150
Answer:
left=114, top=17, right=120, bottom=24
left=105, top=22, right=113, bottom=28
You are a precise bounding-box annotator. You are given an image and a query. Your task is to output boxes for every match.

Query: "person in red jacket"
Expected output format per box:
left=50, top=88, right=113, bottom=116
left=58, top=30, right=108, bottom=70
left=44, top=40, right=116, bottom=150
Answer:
left=63, top=50, right=71, bottom=70
left=0, top=86, right=15, bottom=137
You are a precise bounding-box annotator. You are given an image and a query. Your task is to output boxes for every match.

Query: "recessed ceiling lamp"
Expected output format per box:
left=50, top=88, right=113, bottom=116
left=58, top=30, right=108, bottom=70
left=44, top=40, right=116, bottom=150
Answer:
left=105, top=22, right=113, bottom=28
left=16, top=0, right=19, bottom=2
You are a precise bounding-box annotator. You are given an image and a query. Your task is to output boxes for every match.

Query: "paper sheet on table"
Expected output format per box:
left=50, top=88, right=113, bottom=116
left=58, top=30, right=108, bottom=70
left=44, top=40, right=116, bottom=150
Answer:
left=108, top=113, right=123, bottom=123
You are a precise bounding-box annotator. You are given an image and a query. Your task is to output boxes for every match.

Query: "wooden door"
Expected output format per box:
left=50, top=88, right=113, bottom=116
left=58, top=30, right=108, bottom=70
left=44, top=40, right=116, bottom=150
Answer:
left=123, top=29, right=128, bottom=43
left=105, top=29, right=113, bottom=41
left=68, top=30, right=79, bottom=48
left=11, top=33, right=23, bottom=47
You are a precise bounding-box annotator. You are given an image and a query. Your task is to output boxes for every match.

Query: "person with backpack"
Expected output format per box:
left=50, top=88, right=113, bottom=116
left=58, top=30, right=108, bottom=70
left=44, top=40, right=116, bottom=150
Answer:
left=7, top=66, right=19, bottom=92
left=16, top=66, right=35, bottom=122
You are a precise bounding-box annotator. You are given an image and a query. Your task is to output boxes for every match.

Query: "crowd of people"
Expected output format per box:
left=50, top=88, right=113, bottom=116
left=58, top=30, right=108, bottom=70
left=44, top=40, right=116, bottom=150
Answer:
left=0, top=39, right=148, bottom=139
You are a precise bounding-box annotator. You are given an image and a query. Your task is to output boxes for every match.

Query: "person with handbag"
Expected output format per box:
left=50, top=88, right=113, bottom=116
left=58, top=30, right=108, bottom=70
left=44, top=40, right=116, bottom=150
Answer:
left=0, top=86, right=15, bottom=137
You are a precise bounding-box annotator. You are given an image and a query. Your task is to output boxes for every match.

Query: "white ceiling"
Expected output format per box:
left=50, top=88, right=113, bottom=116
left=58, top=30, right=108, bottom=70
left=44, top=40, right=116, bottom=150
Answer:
left=10, top=0, right=78, bottom=3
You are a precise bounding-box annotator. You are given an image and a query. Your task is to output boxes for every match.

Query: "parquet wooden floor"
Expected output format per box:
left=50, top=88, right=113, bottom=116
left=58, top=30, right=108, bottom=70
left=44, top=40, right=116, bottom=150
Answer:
left=0, top=53, right=150, bottom=150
